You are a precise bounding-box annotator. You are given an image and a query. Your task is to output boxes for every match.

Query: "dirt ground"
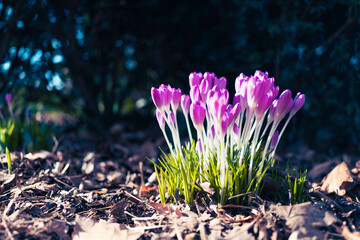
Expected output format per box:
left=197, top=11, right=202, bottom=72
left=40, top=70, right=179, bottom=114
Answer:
left=0, top=122, right=359, bottom=240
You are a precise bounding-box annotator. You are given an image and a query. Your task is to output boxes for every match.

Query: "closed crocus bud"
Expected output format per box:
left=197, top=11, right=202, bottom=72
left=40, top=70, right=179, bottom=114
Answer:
left=159, top=84, right=172, bottom=111
left=156, top=109, right=165, bottom=130
left=151, top=87, right=163, bottom=110
left=171, top=88, right=182, bottom=112
left=5, top=93, right=12, bottom=105
left=207, top=91, right=228, bottom=120
left=190, top=85, right=201, bottom=102
left=290, top=92, right=305, bottom=117
left=233, top=123, right=239, bottom=136
left=190, top=101, right=206, bottom=132
left=204, top=72, right=216, bottom=88
left=215, top=76, right=226, bottom=89
left=181, top=94, right=190, bottom=115
left=199, top=79, right=210, bottom=102
left=274, top=90, right=293, bottom=122
left=235, top=73, right=248, bottom=93
left=189, top=72, right=203, bottom=88
left=270, top=131, right=279, bottom=150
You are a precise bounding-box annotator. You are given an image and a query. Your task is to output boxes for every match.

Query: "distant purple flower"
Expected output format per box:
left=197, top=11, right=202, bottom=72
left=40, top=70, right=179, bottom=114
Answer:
left=159, top=84, right=172, bottom=111
left=5, top=93, right=12, bottom=105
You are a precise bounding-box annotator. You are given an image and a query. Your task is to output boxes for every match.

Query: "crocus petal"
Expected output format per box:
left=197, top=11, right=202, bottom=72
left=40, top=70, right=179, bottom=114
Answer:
left=181, top=94, right=190, bottom=115
left=171, top=88, right=182, bottom=111
left=151, top=87, right=162, bottom=109
left=190, top=85, right=201, bottom=102
left=189, top=72, right=203, bottom=88
left=190, top=101, right=206, bottom=132
left=290, top=92, right=305, bottom=117
left=274, top=90, right=293, bottom=122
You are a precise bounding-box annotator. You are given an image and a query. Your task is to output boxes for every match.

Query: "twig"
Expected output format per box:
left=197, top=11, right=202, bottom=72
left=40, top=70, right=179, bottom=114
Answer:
left=309, top=188, right=344, bottom=212
left=2, top=199, right=15, bottom=240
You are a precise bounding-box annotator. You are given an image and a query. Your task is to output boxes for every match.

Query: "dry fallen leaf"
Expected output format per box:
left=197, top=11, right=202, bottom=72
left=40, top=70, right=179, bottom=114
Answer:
left=320, top=162, right=354, bottom=196
left=270, top=202, right=340, bottom=240
left=72, top=215, right=143, bottom=240
left=140, top=185, right=157, bottom=196
left=148, top=202, right=182, bottom=218
left=337, top=224, right=360, bottom=240
left=24, top=150, right=57, bottom=161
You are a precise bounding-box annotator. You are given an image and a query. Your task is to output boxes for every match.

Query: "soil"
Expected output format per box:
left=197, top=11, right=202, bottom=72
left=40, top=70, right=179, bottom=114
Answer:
left=0, top=121, right=359, bottom=240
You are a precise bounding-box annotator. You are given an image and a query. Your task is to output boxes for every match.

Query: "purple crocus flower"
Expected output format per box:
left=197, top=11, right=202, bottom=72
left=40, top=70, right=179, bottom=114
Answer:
left=159, top=84, right=172, bottom=111
left=274, top=90, right=293, bottom=122
left=215, top=76, right=227, bottom=90
left=255, top=93, right=270, bottom=121
left=190, top=85, right=201, bottom=102
left=199, top=79, right=210, bottom=102
left=171, top=88, right=182, bottom=111
left=181, top=94, right=190, bottom=115
left=290, top=92, right=305, bottom=117
left=189, top=72, right=203, bottom=88
left=233, top=123, right=239, bottom=135
left=235, top=73, right=249, bottom=93
left=207, top=90, right=228, bottom=120
left=151, top=87, right=163, bottom=110
left=203, top=72, right=216, bottom=88
left=190, top=101, right=206, bottom=132
left=5, top=93, right=12, bottom=105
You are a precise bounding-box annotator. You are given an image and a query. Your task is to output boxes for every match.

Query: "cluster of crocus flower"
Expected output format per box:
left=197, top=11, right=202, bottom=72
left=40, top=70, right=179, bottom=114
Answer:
left=151, top=70, right=305, bottom=204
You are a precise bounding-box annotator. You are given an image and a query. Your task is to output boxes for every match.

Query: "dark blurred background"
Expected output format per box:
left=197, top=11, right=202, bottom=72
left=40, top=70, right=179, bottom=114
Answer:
left=0, top=0, right=359, bottom=154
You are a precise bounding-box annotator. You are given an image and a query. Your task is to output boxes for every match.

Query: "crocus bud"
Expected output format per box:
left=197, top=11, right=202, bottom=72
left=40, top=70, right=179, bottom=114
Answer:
left=204, top=72, right=216, bottom=88
left=233, top=123, right=239, bottom=136
left=230, top=103, right=241, bottom=122
left=156, top=109, right=165, bottom=130
left=151, top=87, right=162, bottom=110
left=207, top=91, right=228, bottom=120
left=190, top=85, right=201, bottom=102
left=235, top=73, right=248, bottom=93
left=274, top=90, right=293, bottom=122
left=159, top=84, right=172, bottom=111
left=171, top=88, right=182, bottom=112
left=290, top=92, right=305, bottom=117
left=247, top=76, right=269, bottom=110
left=181, top=94, right=190, bottom=115
left=5, top=93, right=12, bottom=105
left=270, top=131, right=279, bottom=150
left=215, top=77, right=226, bottom=89
left=190, top=101, right=206, bottom=132
left=199, top=79, right=210, bottom=102
left=189, top=72, right=203, bottom=88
